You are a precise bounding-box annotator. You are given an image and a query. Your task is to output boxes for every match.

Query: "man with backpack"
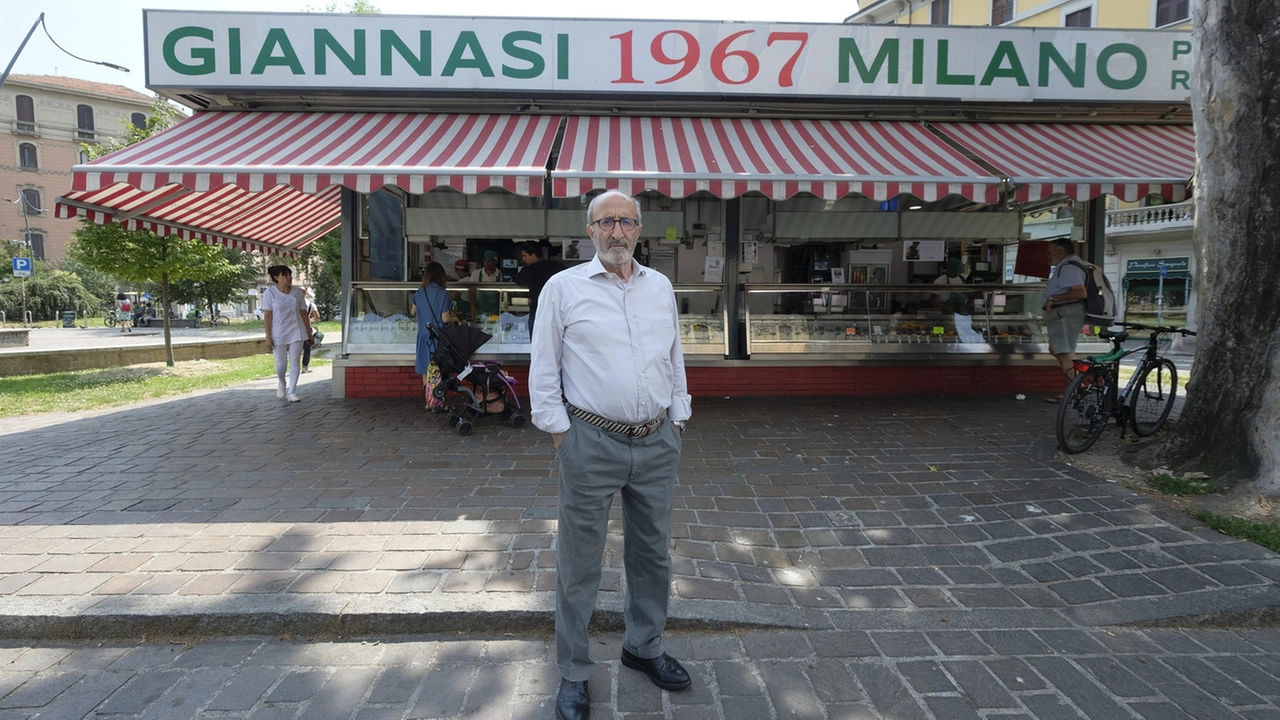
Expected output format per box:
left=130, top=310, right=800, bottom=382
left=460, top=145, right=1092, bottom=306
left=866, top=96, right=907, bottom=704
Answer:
left=1041, top=238, right=1089, bottom=402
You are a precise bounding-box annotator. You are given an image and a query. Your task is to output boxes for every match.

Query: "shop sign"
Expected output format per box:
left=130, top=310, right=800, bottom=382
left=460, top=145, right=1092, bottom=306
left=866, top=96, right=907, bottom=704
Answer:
left=1126, top=257, right=1189, bottom=273
left=145, top=12, right=1192, bottom=103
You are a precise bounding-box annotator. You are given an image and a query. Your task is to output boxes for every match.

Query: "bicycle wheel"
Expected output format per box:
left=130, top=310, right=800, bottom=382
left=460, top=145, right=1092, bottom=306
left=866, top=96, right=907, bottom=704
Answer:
left=214, top=315, right=231, bottom=327
left=1057, top=367, right=1111, bottom=453
left=103, top=314, right=116, bottom=327
left=1129, top=358, right=1178, bottom=437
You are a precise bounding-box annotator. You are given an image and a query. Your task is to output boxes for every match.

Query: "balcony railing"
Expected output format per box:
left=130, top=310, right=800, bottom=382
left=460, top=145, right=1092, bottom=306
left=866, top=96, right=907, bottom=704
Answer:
left=1106, top=201, right=1194, bottom=234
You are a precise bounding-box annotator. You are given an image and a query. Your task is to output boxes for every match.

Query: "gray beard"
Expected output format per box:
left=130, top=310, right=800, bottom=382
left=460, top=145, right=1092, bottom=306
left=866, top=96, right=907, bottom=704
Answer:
left=592, top=237, right=634, bottom=267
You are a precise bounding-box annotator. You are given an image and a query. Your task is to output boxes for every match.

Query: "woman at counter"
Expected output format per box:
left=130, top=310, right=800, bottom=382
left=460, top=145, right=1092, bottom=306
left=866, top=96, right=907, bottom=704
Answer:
left=410, top=262, right=458, bottom=411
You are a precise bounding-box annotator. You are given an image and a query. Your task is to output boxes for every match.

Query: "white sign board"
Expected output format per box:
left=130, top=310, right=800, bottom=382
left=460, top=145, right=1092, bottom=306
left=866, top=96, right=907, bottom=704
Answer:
left=145, top=12, right=1193, bottom=104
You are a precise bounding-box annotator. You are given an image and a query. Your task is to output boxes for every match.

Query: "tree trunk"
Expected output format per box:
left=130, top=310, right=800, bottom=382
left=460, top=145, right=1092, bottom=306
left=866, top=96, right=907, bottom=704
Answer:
left=1148, top=0, right=1280, bottom=493
left=161, top=271, right=175, bottom=367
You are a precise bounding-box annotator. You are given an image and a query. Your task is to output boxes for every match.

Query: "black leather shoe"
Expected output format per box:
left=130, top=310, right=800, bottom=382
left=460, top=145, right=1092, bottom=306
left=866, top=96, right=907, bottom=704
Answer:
left=621, top=649, right=692, bottom=691
left=556, top=679, right=589, bottom=720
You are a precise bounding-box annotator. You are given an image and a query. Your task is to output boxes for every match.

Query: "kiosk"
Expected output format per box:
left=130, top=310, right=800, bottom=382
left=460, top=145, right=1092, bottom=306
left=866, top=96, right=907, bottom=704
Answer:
left=56, top=12, right=1196, bottom=399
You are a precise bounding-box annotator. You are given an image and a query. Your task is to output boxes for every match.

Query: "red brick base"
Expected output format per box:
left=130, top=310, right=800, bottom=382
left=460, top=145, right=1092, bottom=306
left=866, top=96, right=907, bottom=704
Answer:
left=341, top=364, right=1061, bottom=398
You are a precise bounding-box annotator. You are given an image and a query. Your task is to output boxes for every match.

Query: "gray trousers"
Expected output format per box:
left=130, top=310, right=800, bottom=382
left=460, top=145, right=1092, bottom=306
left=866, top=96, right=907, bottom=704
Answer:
left=555, top=415, right=682, bottom=681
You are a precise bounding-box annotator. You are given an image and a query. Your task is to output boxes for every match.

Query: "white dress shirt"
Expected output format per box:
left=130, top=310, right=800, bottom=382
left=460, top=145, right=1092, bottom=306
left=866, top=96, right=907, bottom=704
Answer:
left=529, top=255, right=692, bottom=435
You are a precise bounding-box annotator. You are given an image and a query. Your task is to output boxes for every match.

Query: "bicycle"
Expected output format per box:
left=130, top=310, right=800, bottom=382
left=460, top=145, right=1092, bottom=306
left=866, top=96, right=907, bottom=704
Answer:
left=193, top=311, right=231, bottom=328
left=1055, top=322, right=1196, bottom=454
left=103, top=311, right=118, bottom=328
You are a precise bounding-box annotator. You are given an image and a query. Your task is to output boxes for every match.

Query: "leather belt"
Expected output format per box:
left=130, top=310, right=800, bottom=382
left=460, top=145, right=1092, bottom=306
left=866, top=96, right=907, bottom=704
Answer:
left=566, top=403, right=666, bottom=439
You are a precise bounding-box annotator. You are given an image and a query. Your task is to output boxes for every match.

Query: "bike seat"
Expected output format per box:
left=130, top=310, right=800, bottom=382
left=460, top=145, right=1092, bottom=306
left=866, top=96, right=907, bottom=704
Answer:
left=1098, top=330, right=1129, bottom=342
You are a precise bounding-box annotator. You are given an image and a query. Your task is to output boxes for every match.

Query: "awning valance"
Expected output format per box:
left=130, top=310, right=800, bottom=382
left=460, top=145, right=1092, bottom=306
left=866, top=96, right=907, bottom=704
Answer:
left=551, top=116, right=1004, bottom=202
left=70, top=111, right=562, bottom=197
left=931, top=123, right=1195, bottom=203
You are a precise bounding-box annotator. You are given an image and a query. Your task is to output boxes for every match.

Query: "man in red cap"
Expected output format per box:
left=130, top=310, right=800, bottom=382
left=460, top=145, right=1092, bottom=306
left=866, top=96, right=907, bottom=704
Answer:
left=451, top=259, right=473, bottom=320
left=453, top=258, right=471, bottom=282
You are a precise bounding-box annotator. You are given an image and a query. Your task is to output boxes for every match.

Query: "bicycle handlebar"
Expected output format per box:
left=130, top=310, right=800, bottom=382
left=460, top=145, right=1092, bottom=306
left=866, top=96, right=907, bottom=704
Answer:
left=1120, top=322, right=1196, bottom=337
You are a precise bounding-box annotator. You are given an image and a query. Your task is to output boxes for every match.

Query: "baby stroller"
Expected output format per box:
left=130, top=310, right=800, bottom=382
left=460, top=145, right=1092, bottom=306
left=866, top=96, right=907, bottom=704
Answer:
left=429, top=324, right=526, bottom=436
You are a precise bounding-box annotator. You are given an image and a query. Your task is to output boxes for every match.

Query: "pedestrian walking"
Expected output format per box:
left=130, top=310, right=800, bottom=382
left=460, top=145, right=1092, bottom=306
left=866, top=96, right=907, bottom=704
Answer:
left=262, top=265, right=314, bottom=403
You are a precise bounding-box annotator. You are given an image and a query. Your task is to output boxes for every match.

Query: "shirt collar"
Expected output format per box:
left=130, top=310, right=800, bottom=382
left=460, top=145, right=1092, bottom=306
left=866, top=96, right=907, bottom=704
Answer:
left=585, top=253, right=647, bottom=280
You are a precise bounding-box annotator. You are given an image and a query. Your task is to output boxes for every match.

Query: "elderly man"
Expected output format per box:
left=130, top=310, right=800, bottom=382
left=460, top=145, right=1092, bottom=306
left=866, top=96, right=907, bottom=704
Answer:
left=530, top=190, right=692, bottom=720
left=1042, top=237, right=1089, bottom=402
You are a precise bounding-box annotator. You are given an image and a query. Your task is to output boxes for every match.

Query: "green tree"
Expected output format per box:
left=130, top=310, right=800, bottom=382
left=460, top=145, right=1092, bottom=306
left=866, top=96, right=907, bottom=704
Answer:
left=55, top=256, right=122, bottom=312
left=69, top=98, right=237, bottom=366
left=167, top=248, right=259, bottom=317
left=70, top=221, right=230, bottom=365
left=298, top=230, right=341, bottom=320
left=24, top=269, right=98, bottom=321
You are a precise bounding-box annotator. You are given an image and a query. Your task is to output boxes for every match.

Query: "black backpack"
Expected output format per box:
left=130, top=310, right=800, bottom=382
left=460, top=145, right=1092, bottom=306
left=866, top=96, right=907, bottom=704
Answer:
left=1064, top=258, right=1117, bottom=328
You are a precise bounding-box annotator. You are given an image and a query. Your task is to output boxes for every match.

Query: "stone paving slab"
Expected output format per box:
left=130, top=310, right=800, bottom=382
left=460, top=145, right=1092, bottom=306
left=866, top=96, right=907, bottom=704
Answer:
left=1, top=384, right=1279, bottom=718
left=1, top=391, right=1276, bottom=636
left=1, top=627, right=1278, bottom=719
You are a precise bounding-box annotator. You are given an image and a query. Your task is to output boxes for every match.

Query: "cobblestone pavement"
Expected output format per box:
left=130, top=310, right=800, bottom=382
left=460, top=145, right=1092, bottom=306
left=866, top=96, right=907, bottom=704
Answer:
left=0, top=382, right=1277, bottom=718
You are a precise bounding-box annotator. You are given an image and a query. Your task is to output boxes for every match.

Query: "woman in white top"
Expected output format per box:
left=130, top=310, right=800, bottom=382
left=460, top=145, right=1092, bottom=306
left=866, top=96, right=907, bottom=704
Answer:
left=262, top=265, right=314, bottom=402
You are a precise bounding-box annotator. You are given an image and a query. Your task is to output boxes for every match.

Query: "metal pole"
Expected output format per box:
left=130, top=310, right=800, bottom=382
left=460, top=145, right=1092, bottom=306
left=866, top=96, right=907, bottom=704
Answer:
left=0, top=13, right=44, bottom=93
left=18, top=199, right=33, bottom=328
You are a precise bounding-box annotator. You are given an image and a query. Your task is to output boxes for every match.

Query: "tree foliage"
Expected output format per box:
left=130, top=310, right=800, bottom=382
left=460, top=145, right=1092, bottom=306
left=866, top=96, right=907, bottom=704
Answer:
left=298, top=230, right=341, bottom=319
left=87, top=98, right=184, bottom=159
left=0, top=246, right=108, bottom=321
left=54, top=256, right=122, bottom=309
left=305, top=0, right=381, bottom=13
left=70, top=222, right=229, bottom=290
left=166, top=248, right=259, bottom=315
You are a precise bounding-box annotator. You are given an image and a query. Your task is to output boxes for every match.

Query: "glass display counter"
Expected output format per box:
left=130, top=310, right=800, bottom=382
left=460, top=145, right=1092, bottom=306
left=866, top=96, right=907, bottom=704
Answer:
left=673, top=284, right=729, bottom=356
left=341, top=283, right=728, bottom=357
left=744, top=283, right=1107, bottom=357
left=342, top=282, right=531, bottom=356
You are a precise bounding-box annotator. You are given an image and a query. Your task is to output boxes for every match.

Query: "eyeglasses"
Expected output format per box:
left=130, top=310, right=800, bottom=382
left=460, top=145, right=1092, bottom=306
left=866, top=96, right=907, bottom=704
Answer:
left=590, top=217, right=640, bottom=232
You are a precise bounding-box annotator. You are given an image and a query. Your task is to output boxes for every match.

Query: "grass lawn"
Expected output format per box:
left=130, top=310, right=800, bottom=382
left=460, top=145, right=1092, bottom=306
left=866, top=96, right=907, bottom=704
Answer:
left=0, top=355, right=322, bottom=418
left=0, top=320, right=340, bottom=418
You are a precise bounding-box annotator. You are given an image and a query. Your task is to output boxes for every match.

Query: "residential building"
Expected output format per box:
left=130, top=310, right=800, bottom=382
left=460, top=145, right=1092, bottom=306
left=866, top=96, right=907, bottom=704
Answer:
left=847, top=0, right=1197, bottom=330
left=1, top=75, right=154, bottom=263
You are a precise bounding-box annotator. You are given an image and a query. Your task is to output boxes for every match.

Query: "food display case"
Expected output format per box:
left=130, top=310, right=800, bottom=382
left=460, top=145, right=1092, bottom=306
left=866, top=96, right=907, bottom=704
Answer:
left=341, top=282, right=728, bottom=358
left=674, top=284, right=729, bottom=356
left=744, top=283, right=1107, bottom=358
left=342, top=282, right=532, bottom=356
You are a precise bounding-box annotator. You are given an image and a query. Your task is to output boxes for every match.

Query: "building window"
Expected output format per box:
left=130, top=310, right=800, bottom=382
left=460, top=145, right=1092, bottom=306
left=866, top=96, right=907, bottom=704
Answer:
left=931, top=0, right=950, bottom=25
left=78, top=149, right=91, bottom=164
left=76, top=104, right=96, bottom=140
left=20, top=189, right=42, bottom=216
left=15, top=95, right=36, bottom=133
left=1156, top=0, right=1190, bottom=26
left=991, top=0, right=1014, bottom=25
left=18, top=142, right=38, bottom=169
left=24, top=232, right=45, bottom=261
left=1065, top=7, right=1092, bottom=27
left=130, top=112, right=147, bottom=130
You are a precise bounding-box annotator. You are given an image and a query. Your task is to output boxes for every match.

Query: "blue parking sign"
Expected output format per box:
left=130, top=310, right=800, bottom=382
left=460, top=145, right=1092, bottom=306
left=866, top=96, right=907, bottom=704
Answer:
left=12, top=257, right=31, bottom=278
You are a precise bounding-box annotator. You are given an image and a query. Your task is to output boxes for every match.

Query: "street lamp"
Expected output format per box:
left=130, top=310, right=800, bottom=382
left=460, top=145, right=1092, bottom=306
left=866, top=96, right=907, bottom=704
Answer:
left=0, top=13, right=130, bottom=93
left=5, top=196, right=42, bottom=328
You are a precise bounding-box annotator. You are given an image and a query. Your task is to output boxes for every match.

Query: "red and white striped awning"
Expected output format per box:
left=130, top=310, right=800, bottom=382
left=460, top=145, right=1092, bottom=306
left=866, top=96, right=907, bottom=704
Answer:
left=57, top=184, right=341, bottom=257
left=57, top=111, right=561, bottom=255
left=931, top=123, right=1196, bottom=202
left=71, top=111, right=561, bottom=197
left=552, top=116, right=1004, bottom=202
